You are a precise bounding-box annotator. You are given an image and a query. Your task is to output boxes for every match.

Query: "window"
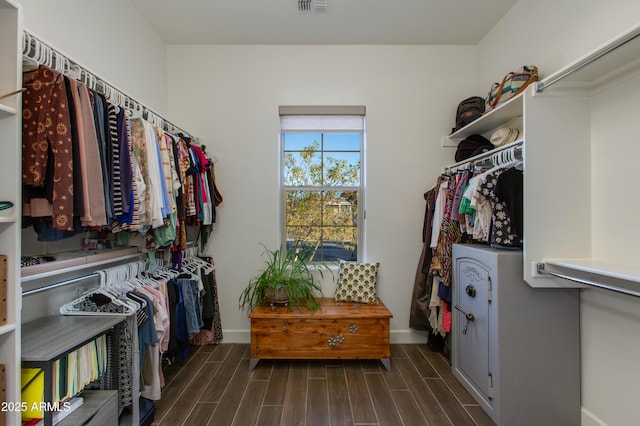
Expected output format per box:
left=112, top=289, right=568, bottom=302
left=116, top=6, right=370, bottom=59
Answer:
left=280, top=106, right=365, bottom=262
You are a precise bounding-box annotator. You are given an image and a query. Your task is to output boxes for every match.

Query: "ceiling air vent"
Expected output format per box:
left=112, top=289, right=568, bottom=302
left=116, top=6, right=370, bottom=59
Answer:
left=298, top=0, right=328, bottom=13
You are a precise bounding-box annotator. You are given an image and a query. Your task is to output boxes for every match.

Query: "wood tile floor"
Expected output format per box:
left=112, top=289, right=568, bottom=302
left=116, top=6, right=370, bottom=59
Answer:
left=152, top=343, right=496, bottom=426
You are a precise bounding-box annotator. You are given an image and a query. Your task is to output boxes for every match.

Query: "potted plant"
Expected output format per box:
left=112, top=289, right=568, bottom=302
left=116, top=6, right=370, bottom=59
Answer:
left=239, top=242, right=331, bottom=312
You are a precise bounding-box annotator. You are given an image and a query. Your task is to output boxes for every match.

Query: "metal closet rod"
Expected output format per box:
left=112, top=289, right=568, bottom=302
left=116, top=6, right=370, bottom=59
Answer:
left=22, top=273, right=98, bottom=296
left=443, top=139, right=523, bottom=174
left=22, top=29, right=194, bottom=138
left=22, top=253, right=148, bottom=296
left=536, top=263, right=640, bottom=298
left=536, top=27, right=640, bottom=93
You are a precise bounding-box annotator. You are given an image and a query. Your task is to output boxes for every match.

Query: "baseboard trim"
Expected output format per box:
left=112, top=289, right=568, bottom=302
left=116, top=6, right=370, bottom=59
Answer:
left=390, top=329, right=428, bottom=344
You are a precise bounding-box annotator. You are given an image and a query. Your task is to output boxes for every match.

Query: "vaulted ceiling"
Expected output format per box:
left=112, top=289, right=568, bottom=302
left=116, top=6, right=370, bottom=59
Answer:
left=130, top=0, right=517, bottom=45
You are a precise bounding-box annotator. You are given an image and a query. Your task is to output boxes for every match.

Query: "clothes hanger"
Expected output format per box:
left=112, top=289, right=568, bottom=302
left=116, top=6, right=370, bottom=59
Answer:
left=184, top=255, right=214, bottom=275
left=147, top=266, right=176, bottom=280
left=126, top=292, right=147, bottom=312
left=32, top=37, right=42, bottom=63
left=128, top=101, right=143, bottom=118
left=114, top=89, right=125, bottom=107
left=22, top=33, right=39, bottom=72
left=54, top=51, right=64, bottom=73
left=43, top=43, right=53, bottom=69
left=99, top=263, right=149, bottom=311
left=22, top=32, right=31, bottom=55
left=60, top=285, right=135, bottom=316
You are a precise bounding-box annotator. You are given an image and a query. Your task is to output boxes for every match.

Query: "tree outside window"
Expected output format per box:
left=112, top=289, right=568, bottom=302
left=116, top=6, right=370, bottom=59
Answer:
left=282, top=131, right=362, bottom=261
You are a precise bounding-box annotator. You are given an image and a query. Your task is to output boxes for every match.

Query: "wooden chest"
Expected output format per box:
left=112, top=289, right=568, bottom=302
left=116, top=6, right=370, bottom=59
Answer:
left=249, top=298, right=393, bottom=370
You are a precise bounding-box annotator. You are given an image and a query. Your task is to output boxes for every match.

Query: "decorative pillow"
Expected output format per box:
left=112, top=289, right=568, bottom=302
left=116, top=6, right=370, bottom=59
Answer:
left=334, top=260, right=380, bottom=304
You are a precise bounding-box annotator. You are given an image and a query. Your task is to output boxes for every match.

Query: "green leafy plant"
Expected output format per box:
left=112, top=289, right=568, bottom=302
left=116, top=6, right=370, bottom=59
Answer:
left=239, top=242, right=332, bottom=312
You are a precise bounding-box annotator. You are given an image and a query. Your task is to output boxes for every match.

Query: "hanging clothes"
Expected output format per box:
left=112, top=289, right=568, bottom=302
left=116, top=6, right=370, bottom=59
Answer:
left=493, top=167, right=523, bottom=247
left=108, top=103, right=123, bottom=218
left=166, top=278, right=190, bottom=362
left=409, top=188, right=436, bottom=332
left=430, top=174, right=465, bottom=289
left=90, top=90, right=114, bottom=222
left=22, top=65, right=74, bottom=231
left=414, top=151, right=524, bottom=344
left=22, top=62, right=222, bottom=252
left=191, top=257, right=223, bottom=345
left=62, top=76, right=84, bottom=220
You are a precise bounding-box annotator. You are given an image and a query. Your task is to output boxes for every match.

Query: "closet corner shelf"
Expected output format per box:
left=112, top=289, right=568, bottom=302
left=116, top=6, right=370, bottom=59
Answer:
left=22, top=315, right=126, bottom=362
left=537, top=258, right=640, bottom=298
left=448, top=92, right=523, bottom=140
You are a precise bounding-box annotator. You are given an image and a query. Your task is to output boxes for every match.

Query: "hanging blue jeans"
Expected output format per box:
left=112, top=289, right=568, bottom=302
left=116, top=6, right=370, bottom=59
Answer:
left=170, top=279, right=190, bottom=361
left=178, top=278, right=204, bottom=335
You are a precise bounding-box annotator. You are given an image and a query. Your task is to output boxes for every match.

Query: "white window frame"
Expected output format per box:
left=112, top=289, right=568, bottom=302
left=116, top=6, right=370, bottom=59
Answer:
left=279, top=106, right=366, bottom=262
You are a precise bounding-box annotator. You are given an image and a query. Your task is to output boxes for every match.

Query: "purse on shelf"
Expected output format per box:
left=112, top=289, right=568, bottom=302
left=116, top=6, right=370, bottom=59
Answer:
left=485, top=65, right=539, bottom=111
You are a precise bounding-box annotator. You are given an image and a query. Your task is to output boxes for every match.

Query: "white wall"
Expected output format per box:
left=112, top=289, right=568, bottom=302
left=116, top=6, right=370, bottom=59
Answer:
left=477, top=0, right=640, bottom=91
left=582, top=75, right=640, bottom=426
left=478, top=1, right=640, bottom=425
left=166, top=44, right=476, bottom=342
left=16, top=0, right=168, bottom=115
left=19, top=0, right=640, bottom=423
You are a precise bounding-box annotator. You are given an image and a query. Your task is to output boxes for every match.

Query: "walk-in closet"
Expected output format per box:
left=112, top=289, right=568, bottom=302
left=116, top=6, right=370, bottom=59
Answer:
left=1, top=0, right=639, bottom=425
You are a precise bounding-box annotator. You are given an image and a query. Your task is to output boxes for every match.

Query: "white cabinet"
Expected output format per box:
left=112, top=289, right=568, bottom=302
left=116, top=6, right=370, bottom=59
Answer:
left=452, top=244, right=580, bottom=425
left=0, top=0, right=21, bottom=424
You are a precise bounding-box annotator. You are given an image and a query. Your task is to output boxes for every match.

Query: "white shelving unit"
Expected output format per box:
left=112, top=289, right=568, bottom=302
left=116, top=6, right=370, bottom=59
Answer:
left=448, top=93, right=523, bottom=141
left=525, top=22, right=640, bottom=292
left=0, top=1, right=22, bottom=424
left=22, top=315, right=125, bottom=426
left=444, top=22, right=640, bottom=295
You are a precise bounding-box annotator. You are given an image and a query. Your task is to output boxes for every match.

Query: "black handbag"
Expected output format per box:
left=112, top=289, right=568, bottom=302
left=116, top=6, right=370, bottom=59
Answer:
left=451, top=96, right=485, bottom=133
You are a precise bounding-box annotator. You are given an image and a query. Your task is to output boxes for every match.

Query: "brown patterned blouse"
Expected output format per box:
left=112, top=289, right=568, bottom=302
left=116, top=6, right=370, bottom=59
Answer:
left=23, top=65, right=74, bottom=231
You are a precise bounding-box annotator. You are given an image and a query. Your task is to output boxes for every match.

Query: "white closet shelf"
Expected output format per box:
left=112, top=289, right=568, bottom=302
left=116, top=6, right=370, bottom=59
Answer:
left=0, top=323, right=16, bottom=336
left=537, top=259, right=640, bottom=297
left=0, top=103, right=17, bottom=118
left=0, top=212, right=17, bottom=223
left=22, top=314, right=126, bottom=361
left=22, top=246, right=140, bottom=281
left=57, top=390, right=117, bottom=426
left=447, top=92, right=523, bottom=140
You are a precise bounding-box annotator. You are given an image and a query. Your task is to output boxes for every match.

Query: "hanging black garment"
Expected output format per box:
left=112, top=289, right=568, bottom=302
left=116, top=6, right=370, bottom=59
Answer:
left=63, top=76, right=85, bottom=217
left=495, top=167, right=524, bottom=243
left=200, top=257, right=223, bottom=343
